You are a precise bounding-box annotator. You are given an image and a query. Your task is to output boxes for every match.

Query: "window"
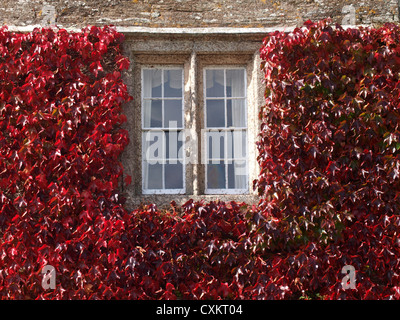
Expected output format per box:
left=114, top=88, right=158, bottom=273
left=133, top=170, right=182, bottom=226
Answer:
left=203, top=67, right=248, bottom=194
left=140, top=65, right=249, bottom=195
left=141, top=67, right=185, bottom=194
left=123, top=48, right=261, bottom=205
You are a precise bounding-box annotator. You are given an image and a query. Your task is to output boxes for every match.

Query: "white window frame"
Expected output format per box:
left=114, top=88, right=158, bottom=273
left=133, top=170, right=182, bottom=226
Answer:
left=141, top=66, right=186, bottom=195
left=203, top=66, right=249, bottom=195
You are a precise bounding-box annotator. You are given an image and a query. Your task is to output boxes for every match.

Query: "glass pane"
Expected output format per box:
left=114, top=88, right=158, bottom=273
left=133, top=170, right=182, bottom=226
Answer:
left=227, top=130, right=247, bottom=159
left=228, top=163, right=235, bottom=189
left=144, top=162, right=163, bottom=189
left=164, top=99, right=182, bottom=128
left=226, top=69, right=245, bottom=98
left=206, top=69, right=224, bottom=97
left=207, top=162, right=226, bottom=189
left=165, top=162, right=183, bottom=189
left=164, top=69, right=182, bottom=98
left=142, top=100, right=162, bottom=128
left=165, top=130, right=183, bottom=160
left=206, top=99, right=225, bottom=128
left=142, top=131, right=165, bottom=163
left=228, top=161, right=247, bottom=189
left=227, top=99, right=246, bottom=127
left=207, top=131, right=225, bottom=160
left=143, top=69, right=162, bottom=98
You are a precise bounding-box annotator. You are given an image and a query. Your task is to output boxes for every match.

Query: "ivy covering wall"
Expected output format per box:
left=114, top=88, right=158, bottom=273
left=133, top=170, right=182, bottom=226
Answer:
left=0, top=21, right=399, bottom=299
left=256, top=19, right=400, bottom=299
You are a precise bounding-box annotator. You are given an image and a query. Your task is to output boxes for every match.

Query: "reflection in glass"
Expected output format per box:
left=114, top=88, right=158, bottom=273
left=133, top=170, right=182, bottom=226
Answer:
left=206, top=69, right=224, bottom=97
left=164, top=69, right=182, bottom=98
left=206, top=99, right=225, bottom=128
left=143, top=100, right=162, bottom=128
left=165, top=162, right=183, bottom=189
left=226, top=69, right=245, bottom=98
left=164, top=100, right=182, bottom=128
left=228, top=161, right=247, bottom=189
left=145, top=162, right=163, bottom=189
left=143, top=69, right=162, bottom=98
left=207, top=162, right=225, bottom=189
left=227, top=99, right=246, bottom=127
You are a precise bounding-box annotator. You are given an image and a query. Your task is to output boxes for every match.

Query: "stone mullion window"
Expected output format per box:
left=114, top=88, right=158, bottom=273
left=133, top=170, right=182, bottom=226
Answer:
left=121, top=41, right=261, bottom=207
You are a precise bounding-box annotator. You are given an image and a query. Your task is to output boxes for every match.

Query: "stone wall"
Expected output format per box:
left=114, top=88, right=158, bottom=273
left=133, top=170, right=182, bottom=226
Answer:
left=3, top=0, right=399, bottom=29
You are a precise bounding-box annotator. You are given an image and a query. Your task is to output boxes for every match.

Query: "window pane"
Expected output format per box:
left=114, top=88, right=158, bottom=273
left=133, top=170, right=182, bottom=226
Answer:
left=226, top=69, right=245, bottom=98
left=227, top=130, right=247, bottom=159
left=164, top=69, right=182, bottom=98
left=227, top=163, right=235, bottom=189
left=207, top=131, right=225, bottom=160
left=228, top=161, right=247, bottom=189
left=164, top=100, right=182, bottom=128
left=144, top=162, right=163, bottom=189
left=142, top=131, right=165, bottom=163
left=143, top=100, right=162, bottom=128
left=207, top=161, right=226, bottom=189
left=165, top=130, right=183, bottom=160
left=227, top=99, right=246, bottom=127
left=207, top=162, right=225, bottom=189
left=206, top=99, right=225, bottom=128
left=206, top=69, right=224, bottom=97
left=143, top=69, right=162, bottom=98
left=165, top=162, right=183, bottom=189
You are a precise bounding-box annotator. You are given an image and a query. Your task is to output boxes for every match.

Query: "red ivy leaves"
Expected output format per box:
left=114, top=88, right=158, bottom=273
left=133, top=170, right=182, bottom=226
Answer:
left=255, top=19, right=400, bottom=299
left=0, top=25, right=132, bottom=299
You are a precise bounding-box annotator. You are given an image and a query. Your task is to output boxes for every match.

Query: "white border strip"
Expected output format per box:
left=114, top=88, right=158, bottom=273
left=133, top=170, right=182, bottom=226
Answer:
left=4, top=25, right=370, bottom=35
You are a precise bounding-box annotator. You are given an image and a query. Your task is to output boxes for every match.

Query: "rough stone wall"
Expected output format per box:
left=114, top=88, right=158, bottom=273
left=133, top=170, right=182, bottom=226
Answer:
left=3, top=0, right=399, bottom=29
